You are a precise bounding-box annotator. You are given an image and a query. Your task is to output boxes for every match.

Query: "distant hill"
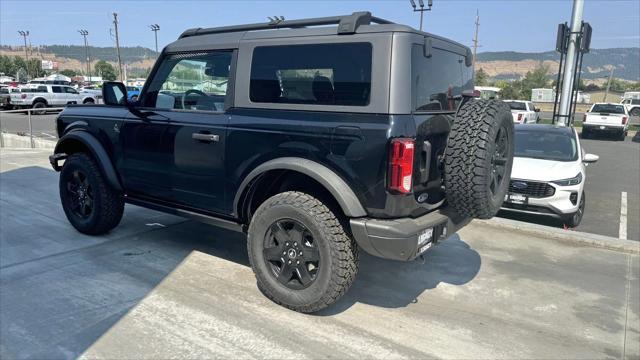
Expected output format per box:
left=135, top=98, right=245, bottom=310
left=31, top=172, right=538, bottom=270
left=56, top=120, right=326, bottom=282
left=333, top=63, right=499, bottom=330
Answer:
left=476, top=47, right=639, bottom=82
left=1, top=44, right=638, bottom=82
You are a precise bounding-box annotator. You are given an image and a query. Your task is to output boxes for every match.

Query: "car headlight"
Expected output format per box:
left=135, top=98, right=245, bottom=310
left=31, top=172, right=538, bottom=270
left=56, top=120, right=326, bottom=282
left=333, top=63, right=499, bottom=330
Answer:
left=552, top=172, right=582, bottom=186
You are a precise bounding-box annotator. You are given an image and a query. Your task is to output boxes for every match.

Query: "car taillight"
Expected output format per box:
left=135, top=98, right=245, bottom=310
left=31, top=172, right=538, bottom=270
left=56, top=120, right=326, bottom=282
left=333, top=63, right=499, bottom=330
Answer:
left=388, top=138, right=415, bottom=194
left=622, top=116, right=628, bottom=125
left=21, top=94, right=26, bottom=99
left=517, top=113, right=523, bottom=122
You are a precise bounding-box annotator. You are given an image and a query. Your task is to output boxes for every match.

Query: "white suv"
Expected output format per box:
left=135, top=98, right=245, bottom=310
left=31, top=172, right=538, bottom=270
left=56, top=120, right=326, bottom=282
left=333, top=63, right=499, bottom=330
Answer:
left=501, top=124, right=598, bottom=227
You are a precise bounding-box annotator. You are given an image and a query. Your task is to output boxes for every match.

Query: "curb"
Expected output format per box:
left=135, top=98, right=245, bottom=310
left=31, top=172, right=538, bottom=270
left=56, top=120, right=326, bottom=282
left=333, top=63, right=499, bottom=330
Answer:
left=473, top=217, right=639, bottom=255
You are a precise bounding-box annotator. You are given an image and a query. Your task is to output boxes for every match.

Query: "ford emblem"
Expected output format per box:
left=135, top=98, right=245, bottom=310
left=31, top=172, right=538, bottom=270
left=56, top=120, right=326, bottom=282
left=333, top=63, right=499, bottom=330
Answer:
left=512, top=181, right=528, bottom=189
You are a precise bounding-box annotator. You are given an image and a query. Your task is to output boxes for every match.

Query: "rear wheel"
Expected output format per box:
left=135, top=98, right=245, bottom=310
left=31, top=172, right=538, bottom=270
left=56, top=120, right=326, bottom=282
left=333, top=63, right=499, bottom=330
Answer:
left=247, top=191, right=358, bottom=313
left=59, top=153, right=124, bottom=235
left=630, top=107, right=640, bottom=117
left=32, top=101, right=46, bottom=115
left=619, top=130, right=627, bottom=141
left=444, top=99, right=515, bottom=219
left=83, top=98, right=95, bottom=104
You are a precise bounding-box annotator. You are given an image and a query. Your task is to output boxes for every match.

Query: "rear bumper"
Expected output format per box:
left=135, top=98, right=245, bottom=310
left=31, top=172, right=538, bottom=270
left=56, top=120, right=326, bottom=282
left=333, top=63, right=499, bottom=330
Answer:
left=583, top=123, right=626, bottom=132
left=350, top=208, right=470, bottom=261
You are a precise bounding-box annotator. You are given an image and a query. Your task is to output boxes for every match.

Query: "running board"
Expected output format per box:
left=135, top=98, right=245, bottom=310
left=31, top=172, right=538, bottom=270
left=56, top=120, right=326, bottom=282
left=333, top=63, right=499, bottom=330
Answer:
left=125, top=196, right=245, bottom=233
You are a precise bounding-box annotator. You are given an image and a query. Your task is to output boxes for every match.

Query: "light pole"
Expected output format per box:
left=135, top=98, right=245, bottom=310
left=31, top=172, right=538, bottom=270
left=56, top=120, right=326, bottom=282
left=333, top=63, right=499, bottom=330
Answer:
left=149, top=24, right=160, bottom=54
left=18, top=30, right=30, bottom=78
left=78, top=29, right=91, bottom=80
left=409, top=0, right=433, bottom=31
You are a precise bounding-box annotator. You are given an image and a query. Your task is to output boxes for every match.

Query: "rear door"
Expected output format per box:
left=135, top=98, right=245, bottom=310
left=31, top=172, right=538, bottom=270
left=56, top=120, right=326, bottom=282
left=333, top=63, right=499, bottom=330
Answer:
left=50, top=86, right=65, bottom=106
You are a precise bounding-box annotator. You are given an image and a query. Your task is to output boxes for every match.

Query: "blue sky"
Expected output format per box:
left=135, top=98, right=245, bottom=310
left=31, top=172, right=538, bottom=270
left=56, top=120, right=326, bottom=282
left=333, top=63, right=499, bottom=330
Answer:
left=1, top=0, right=639, bottom=53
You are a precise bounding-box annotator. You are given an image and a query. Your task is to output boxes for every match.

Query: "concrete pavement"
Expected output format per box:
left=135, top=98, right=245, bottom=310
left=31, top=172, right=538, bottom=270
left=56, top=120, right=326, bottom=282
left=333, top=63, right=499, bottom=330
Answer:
left=1, top=149, right=638, bottom=359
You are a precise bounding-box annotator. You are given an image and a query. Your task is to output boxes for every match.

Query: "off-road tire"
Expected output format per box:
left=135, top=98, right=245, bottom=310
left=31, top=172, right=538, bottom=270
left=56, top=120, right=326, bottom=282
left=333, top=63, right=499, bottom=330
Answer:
left=444, top=99, right=514, bottom=219
left=247, top=191, right=358, bottom=313
left=59, top=153, right=124, bottom=235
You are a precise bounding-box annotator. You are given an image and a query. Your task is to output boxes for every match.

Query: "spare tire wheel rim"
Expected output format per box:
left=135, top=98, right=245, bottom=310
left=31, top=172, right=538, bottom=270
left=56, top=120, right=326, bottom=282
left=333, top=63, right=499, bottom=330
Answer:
left=490, top=125, right=509, bottom=196
left=263, top=219, right=320, bottom=290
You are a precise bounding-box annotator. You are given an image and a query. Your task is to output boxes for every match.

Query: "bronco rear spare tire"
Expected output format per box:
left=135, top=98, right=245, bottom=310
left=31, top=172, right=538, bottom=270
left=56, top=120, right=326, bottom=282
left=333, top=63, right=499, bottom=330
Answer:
left=444, top=99, right=514, bottom=219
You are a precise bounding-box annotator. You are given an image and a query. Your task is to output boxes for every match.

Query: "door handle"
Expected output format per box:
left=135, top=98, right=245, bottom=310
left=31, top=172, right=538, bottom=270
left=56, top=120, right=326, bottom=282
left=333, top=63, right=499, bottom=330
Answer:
left=192, top=133, right=219, bottom=142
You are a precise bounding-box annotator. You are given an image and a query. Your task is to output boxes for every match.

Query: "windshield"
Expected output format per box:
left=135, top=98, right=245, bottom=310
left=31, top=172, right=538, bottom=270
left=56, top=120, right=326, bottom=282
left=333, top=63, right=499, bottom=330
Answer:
left=507, top=101, right=527, bottom=111
left=515, top=129, right=578, bottom=162
left=591, top=104, right=625, bottom=114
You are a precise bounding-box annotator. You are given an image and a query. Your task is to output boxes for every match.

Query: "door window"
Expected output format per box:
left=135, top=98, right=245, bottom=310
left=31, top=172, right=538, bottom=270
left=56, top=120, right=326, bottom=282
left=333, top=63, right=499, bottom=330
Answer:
left=143, top=51, right=232, bottom=112
left=63, top=87, right=78, bottom=94
left=52, top=86, right=62, bottom=93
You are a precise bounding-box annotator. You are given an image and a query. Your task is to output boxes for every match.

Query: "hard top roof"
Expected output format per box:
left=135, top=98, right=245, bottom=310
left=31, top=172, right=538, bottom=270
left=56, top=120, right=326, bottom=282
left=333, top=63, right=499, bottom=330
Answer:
left=164, top=11, right=469, bottom=54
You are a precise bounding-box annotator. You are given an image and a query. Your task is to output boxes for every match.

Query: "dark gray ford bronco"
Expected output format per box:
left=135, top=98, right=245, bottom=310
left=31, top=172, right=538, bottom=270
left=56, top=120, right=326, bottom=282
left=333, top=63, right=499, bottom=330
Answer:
left=50, top=12, right=514, bottom=312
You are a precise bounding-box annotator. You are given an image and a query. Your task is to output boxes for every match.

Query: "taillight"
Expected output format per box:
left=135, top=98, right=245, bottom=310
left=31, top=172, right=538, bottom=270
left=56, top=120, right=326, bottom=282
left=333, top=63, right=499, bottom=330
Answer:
left=388, top=138, right=415, bottom=194
left=517, top=113, right=523, bottom=122
left=622, top=116, right=628, bottom=125
left=21, top=94, right=26, bottom=99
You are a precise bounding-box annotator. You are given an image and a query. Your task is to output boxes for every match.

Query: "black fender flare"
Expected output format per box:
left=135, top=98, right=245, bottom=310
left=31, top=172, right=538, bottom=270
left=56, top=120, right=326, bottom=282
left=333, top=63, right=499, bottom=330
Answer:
left=54, top=131, right=123, bottom=191
left=234, top=157, right=367, bottom=218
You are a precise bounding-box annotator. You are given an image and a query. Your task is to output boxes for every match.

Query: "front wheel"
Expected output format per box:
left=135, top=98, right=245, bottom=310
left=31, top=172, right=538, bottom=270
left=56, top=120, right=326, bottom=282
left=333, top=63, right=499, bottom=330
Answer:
left=247, top=191, right=358, bottom=313
left=565, top=192, right=585, bottom=228
left=59, top=153, right=124, bottom=235
left=32, top=101, right=46, bottom=115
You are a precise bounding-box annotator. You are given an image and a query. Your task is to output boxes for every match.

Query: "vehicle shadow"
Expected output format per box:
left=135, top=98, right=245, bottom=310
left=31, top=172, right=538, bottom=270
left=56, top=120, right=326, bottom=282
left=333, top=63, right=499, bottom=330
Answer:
left=497, top=209, right=565, bottom=228
left=1, top=164, right=481, bottom=357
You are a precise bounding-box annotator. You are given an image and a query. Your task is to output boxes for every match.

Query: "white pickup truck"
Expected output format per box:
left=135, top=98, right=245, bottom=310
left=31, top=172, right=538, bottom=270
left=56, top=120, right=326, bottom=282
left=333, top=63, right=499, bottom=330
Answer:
left=504, top=100, right=539, bottom=124
left=620, top=92, right=640, bottom=117
left=582, top=103, right=629, bottom=140
left=10, top=84, right=100, bottom=114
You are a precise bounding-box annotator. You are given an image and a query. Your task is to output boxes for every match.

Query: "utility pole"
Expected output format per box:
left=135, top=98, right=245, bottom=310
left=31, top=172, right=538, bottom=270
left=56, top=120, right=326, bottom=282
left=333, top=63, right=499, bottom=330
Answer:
left=557, top=0, right=584, bottom=126
left=409, top=0, right=433, bottom=31
left=149, top=24, right=160, bottom=54
left=603, top=67, right=614, bottom=102
left=78, top=30, right=91, bottom=79
left=112, top=12, right=124, bottom=81
left=472, top=10, right=480, bottom=66
left=18, top=30, right=30, bottom=78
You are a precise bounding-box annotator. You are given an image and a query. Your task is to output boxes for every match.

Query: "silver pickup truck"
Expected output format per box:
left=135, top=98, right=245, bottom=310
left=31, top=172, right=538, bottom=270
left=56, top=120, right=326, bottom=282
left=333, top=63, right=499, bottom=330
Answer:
left=10, top=84, right=100, bottom=114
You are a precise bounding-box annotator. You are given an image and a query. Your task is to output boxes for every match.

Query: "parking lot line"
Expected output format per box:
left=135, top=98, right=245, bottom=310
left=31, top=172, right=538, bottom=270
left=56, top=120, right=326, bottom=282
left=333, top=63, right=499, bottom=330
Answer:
left=620, top=191, right=628, bottom=240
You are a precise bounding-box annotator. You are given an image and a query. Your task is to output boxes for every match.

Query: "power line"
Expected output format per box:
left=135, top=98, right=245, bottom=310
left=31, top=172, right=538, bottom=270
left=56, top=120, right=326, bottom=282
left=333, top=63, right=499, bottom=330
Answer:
left=112, top=12, right=124, bottom=81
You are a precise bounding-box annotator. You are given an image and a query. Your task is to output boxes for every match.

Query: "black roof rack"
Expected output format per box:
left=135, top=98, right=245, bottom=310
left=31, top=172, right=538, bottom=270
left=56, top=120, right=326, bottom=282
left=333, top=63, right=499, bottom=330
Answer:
left=179, top=11, right=394, bottom=39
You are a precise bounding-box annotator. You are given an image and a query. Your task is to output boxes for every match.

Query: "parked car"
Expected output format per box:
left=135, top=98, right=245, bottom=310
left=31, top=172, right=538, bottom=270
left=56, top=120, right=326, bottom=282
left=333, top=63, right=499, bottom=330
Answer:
left=126, top=86, right=141, bottom=101
left=504, top=100, right=539, bottom=124
left=0, top=85, right=11, bottom=109
left=582, top=103, right=629, bottom=140
left=502, top=124, right=598, bottom=227
left=49, top=12, right=515, bottom=313
left=620, top=98, right=640, bottom=117
left=10, top=84, right=99, bottom=114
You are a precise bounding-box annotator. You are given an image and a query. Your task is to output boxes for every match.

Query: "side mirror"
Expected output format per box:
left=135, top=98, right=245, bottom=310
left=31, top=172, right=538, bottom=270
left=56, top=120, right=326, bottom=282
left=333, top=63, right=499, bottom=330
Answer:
left=102, top=81, right=128, bottom=106
left=583, top=153, right=599, bottom=163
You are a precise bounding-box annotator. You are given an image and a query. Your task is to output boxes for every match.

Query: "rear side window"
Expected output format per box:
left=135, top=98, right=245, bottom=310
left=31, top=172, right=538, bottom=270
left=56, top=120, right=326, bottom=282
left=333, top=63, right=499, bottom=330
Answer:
left=411, top=44, right=473, bottom=112
left=52, top=86, right=62, bottom=93
left=37, top=86, right=48, bottom=93
left=250, top=43, right=372, bottom=106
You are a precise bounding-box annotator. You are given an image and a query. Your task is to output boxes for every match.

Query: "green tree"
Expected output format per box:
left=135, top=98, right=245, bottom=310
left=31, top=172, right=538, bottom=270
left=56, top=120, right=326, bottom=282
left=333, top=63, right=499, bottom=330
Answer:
left=26, top=58, right=44, bottom=78
left=0, top=55, right=16, bottom=76
left=520, top=64, right=550, bottom=100
left=59, top=69, right=77, bottom=77
left=495, top=79, right=523, bottom=100
left=94, top=60, right=116, bottom=81
left=474, top=68, right=489, bottom=86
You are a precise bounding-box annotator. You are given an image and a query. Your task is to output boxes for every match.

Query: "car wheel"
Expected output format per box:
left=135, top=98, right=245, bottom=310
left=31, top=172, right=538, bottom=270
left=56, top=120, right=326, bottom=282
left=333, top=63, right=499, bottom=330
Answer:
left=83, top=98, right=95, bottom=104
left=581, top=128, right=589, bottom=139
left=131, top=95, right=138, bottom=101
left=444, top=99, right=515, bottom=219
left=619, top=130, right=627, bottom=141
left=631, top=108, right=640, bottom=117
left=247, top=191, right=358, bottom=313
left=59, top=153, right=124, bottom=235
left=565, top=192, right=585, bottom=228
left=32, top=101, right=46, bottom=115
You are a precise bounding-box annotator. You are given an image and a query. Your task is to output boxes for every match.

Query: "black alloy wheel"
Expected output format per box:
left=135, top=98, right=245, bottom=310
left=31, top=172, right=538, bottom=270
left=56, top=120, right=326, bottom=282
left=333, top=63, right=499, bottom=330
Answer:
left=65, top=169, right=94, bottom=219
left=490, top=125, right=509, bottom=197
left=263, top=219, right=320, bottom=290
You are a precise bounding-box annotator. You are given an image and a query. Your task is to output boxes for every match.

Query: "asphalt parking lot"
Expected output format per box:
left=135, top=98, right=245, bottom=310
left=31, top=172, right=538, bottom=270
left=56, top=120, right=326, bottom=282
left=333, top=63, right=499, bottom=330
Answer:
left=0, top=111, right=59, bottom=140
left=1, top=149, right=639, bottom=359
left=499, top=131, right=640, bottom=241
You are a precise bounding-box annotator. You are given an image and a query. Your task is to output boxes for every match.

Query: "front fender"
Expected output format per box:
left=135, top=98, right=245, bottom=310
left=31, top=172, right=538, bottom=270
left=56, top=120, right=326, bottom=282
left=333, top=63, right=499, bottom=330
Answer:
left=52, top=131, right=122, bottom=191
